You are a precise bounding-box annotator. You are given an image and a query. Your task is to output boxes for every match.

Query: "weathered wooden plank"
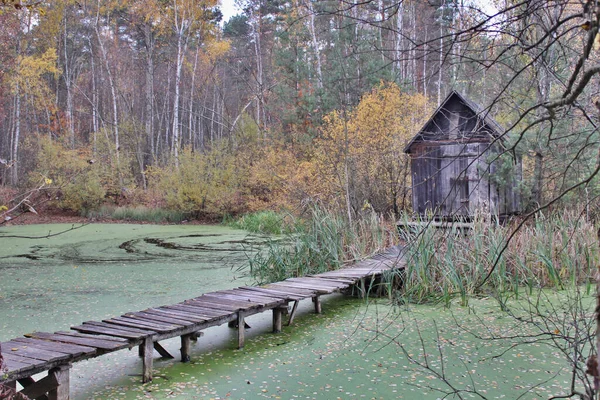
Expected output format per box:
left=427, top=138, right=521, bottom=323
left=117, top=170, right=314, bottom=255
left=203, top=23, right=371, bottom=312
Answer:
left=184, top=299, right=244, bottom=312
left=217, top=289, right=286, bottom=304
left=211, top=289, right=281, bottom=307
left=104, top=317, right=179, bottom=333
left=2, top=342, right=71, bottom=363
left=236, top=287, right=306, bottom=301
left=23, top=333, right=120, bottom=352
left=128, top=311, right=194, bottom=327
left=72, top=322, right=152, bottom=339
left=166, top=303, right=232, bottom=318
left=286, top=277, right=350, bottom=289
left=193, top=295, right=262, bottom=309
left=270, top=281, right=333, bottom=294
left=305, top=275, right=358, bottom=284
left=317, top=267, right=390, bottom=274
left=199, top=292, right=265, bottom=306
left=2, top=352, right=41, bottom=367
left=53, top=330, right=129, bottom=344
left=1, top=353, right=33, bottom=372
left=83, top=321, right=156, bottom=335
left=146, top=308, right=208, bottom=323
left=263, top=283, right=319, bottom=296
left=20, top=334, right=99, bottom=354
left=163, top=304, right=229, bottom=318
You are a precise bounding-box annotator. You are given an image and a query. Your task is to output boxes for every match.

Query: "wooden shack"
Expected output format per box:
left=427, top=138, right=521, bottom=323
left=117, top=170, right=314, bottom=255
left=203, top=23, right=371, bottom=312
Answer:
left=404, top=91, right=521, bottom=219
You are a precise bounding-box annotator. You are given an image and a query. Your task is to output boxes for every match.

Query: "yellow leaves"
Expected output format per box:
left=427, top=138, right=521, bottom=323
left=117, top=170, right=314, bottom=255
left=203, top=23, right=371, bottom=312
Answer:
left=11, top=48, right=60, bottom=111
left=309, top=82, right=431, bottom=212
left=44, top=177, right=52, bottom=185
left=0, top=205, right=7, bottom=212
left=203, top=40, right=231, bottom=62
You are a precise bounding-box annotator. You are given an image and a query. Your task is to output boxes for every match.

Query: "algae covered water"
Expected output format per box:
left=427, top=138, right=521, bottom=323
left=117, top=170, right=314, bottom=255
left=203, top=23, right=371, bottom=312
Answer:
left=0, top=223, right=264, bottom=341
left=0, top=223, right=585, bottom=399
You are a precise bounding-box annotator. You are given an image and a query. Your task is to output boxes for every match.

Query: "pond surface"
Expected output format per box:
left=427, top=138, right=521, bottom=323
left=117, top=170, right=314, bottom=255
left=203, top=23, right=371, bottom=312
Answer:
left=0, top=223, right=585, bottom=399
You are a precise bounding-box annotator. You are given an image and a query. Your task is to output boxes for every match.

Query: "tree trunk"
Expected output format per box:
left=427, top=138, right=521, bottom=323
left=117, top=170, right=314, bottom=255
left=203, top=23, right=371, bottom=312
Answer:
left=94, top=7, right=121, bottom=183
left=307, top=1, right=323, bottom=90
left=11, top=82, right=20, bottom=185
left=188, top=47, right=199, bottom=150
left=172, top=25, right=187, bottom=167
left=144, top=22, right=155, bottom=166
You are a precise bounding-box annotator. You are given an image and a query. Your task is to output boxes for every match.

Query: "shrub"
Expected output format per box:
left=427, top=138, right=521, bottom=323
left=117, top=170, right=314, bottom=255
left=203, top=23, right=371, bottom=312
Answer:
left=149, top=145, right=245, bottom=217
left=30, top=137, right=105, bottom=213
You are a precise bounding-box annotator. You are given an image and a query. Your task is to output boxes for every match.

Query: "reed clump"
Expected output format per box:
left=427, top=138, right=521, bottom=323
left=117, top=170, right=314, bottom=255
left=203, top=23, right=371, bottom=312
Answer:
left=225, top=210, right=296, bottom=235
left=399, top=211, right=599, bottom=305
left=244, top=206, right=399, bottom=285
left=87, top=205, right=187, bottom=223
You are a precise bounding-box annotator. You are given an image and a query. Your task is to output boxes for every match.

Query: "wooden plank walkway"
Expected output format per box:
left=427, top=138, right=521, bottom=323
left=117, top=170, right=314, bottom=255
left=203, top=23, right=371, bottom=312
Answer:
left=0, top=245, right=403, bottom=400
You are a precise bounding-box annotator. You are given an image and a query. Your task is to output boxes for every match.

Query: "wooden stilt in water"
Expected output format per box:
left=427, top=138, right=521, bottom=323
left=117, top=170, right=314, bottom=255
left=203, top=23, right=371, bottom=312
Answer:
left=180, top=334, right=191, bottom=362
left=312, top=296, right=322, bottom=314
left=287, top=300, right=299, bottom=326
left=237, top=311, right=245, bottom=349
left=142, top=337, right=153, bottom=383
left=47, top=365, right=70, bottom=400
left=154, top=342, right=174, bottom=359
left=272, top=305, right=287, bottom=333
left=359, top=278, right=366, bottom=298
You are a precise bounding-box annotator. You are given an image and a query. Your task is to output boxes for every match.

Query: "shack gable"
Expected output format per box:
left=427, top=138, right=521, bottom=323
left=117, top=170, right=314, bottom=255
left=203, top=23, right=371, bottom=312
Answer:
left=405, top=91, right=503, bottom=154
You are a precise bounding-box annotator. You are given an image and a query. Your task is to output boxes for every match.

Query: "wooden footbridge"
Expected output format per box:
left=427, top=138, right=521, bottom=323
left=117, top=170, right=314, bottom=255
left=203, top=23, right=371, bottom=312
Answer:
left=0, top=246, right=403, bottom=400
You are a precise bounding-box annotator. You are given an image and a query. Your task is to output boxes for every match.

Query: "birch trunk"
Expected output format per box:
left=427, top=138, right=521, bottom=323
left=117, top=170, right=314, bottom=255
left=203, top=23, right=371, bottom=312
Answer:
left=144, top=22, right=155, bottom=164
left=188, top=47, right=199, bottom=150
left=307, top=1, right=323, bottom=90
left=394, top=2, right=404, bottom=78
left=94, top=6, right=121, bottom=182
left=11, top=82, right=20, bottom=185
left=172, top=24, right=188, bottom=167
left=63, top=14, right=75, bottom=148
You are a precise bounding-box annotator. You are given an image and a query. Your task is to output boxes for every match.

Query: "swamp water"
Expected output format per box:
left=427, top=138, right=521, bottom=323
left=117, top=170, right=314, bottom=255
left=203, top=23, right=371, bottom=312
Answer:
left=0, top=224, right=585, bottom=399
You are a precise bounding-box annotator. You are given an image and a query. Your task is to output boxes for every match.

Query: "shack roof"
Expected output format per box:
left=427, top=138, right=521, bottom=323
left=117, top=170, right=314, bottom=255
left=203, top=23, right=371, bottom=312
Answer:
left=404, top=90, right=505, bottom=154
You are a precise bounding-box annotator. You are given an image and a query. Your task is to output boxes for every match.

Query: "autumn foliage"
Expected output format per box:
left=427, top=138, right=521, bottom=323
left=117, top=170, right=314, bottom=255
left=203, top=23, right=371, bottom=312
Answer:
left=309, top=84, right=430, bottom=216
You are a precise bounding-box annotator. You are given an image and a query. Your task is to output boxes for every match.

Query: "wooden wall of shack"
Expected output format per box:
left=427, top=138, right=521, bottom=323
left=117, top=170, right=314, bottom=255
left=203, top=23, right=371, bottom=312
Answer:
left=406, top=92, right=521, bottom=219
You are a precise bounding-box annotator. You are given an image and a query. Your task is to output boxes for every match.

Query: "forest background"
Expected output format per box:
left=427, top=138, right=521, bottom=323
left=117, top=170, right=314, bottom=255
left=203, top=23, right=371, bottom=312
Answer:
left=0, top=0, right=597, bottom=224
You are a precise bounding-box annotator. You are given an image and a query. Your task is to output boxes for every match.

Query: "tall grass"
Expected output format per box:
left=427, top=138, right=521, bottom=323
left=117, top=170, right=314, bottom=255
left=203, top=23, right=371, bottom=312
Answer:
left=243, top=206, right=398, bottom=285
left=399, top=211, right=599, bottom=305
left=87, top=205, right=187, bottom=223
left=225, top=210, right=297, bottom=235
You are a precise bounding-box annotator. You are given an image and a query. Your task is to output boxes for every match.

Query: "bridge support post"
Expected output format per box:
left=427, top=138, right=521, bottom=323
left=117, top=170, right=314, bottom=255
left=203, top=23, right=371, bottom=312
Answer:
left=237, top=311, right=246, bottom=349
left=272, top=305, right=288, bottom=333
left=48, top=365, right=70, bottom=400
left=312, top=296, right=322, bottom=314
left=142, top=337, right=153, bottom=383
left=180, top=334, right=191, bottom=362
